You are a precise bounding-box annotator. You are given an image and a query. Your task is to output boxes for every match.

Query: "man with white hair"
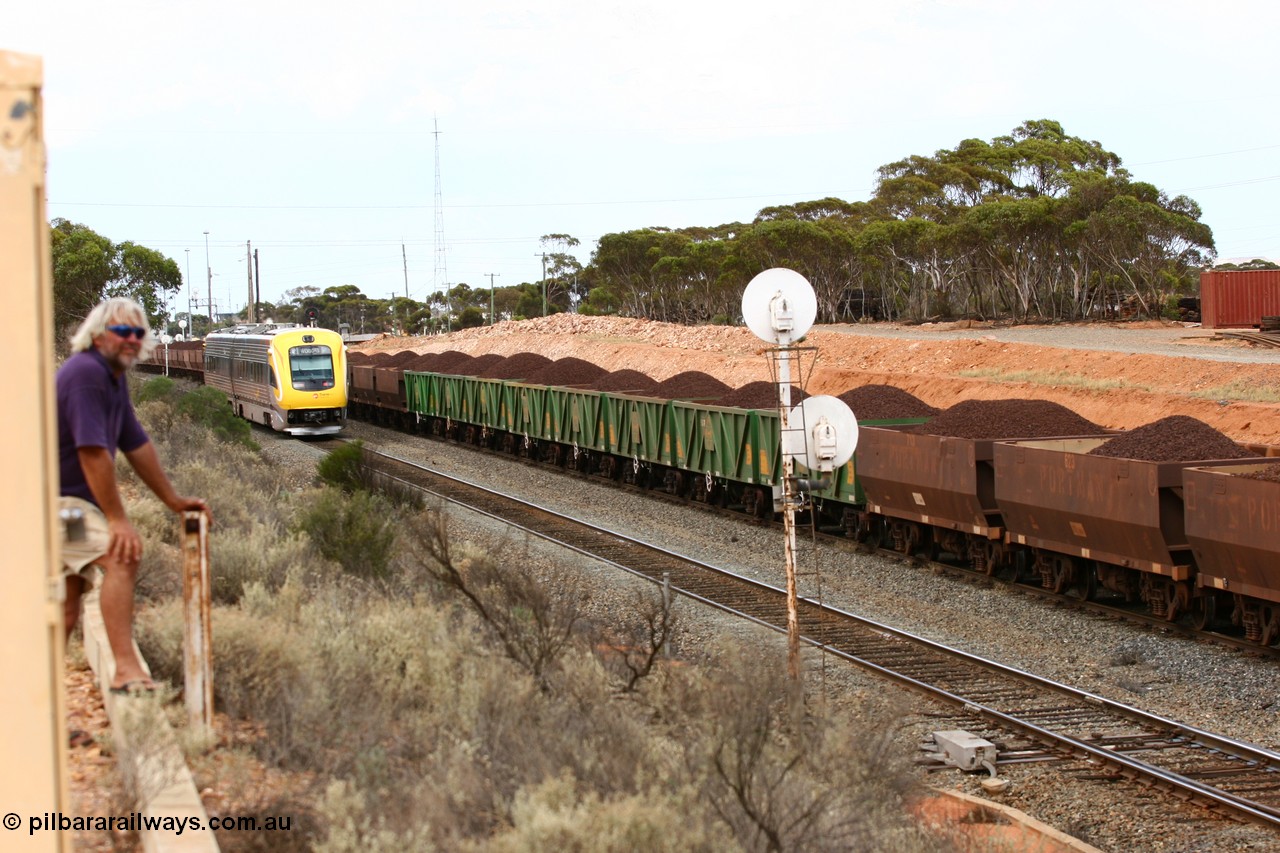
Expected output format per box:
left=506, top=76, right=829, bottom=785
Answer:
left=57, top=297, right=210, bottom=698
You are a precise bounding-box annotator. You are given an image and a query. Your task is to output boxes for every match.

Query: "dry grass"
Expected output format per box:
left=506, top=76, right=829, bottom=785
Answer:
left=957, top=367, right=1141, bottom=392
left=126, top=381, right=942, bottom=852
left=1189, top=380, right=1280, bottom=403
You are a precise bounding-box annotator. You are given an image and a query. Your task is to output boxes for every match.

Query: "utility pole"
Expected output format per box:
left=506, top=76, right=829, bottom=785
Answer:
left=184, top=248, right=191, bottom=336
left=402, top=243, right=409, bottom=298
left=486, top=272, right=500, bottom=324
left=536, top=252, right=548, bottom=317
left=246, top=240, right=255, bottom=323
left=203, top=231, right=211, bottom=333
left=253, top=248, right=260, bottom=312
left=433, top=117, right=448, bottom=320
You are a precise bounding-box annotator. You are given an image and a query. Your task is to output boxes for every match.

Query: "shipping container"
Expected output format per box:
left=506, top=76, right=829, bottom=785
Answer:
left=1199, top=269, right=1280, bottom=329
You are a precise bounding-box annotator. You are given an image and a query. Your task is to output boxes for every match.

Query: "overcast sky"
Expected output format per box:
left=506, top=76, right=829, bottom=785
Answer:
left=9, top=1, right=1280, bottom=316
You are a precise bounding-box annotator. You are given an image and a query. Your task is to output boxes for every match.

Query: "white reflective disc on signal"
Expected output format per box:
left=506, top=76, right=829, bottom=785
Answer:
left=783, top=395, right=858, bottom=472
left=741, top=268, right=817, bottom=345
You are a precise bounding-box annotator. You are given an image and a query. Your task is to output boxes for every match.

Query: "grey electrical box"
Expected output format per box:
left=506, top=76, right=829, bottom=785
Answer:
left=929, top=730, right=998, bottom=772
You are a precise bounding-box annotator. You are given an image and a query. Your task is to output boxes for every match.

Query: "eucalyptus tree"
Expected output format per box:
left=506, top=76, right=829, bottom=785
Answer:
left=49, top=219, right=182, bottom=335
left=737, top=217, right=861, bottom=322
left=1073, top=183, right=1213, bottom=317
left=539, top=233, right=584, bottom=312
left=591, top=228, right=701, bottom=320
left=866, top=119, right=1210, bottom=321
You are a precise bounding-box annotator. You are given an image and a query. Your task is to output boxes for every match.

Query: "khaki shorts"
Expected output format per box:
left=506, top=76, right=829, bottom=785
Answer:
left=60, top=496, right=110, bottom=587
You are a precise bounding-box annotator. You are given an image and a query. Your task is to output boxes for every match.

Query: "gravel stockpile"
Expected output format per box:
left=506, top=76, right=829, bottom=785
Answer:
left=588, top=369, right=660, bottom=394
left=718, top=381, right=809, bottom=409
left=916, top=399, right=1104, bottom=439
left=521, top=356, right=608, bottom=387
left=1087, top=415, right=1254, bottom=462
left=838, top=385, right=939, bottom=421
left=652, top=371, right=732, bottom=400
left=313, top=420, right=1280, bottom=852
left=477, top=352, right=552, bottom=379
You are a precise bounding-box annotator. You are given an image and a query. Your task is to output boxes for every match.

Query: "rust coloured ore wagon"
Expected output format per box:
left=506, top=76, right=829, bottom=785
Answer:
left=994, top=416, right=1268, bottom=623
left=1184, top=463, right=1280, bottom=644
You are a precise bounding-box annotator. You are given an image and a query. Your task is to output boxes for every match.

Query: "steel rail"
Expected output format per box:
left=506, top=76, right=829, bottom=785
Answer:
left=331, top=438, right=1280, bottom=828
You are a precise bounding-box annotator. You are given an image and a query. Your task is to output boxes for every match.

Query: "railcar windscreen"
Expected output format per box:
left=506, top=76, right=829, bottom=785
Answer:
left=289, top=345, right=336, bottom=390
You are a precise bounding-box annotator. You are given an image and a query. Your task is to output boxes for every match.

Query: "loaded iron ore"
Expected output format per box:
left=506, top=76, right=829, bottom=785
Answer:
left=465, top=353, right=507, bottom=376
left=1241, top=463, right=1280, bottom=483
left=404, top=353, right=440, bottom=372
left=477, top=352, right=552, bottom=380
left=521, top=356, right=608, bottom=387
left=429, top=350, right=475, bottom=373
left=838, top=385, right=938, bottom=421
left=914, top=399, right=1104, bottom=439
left=651, top=371, right=733, bottom=401
left=379, top=350, right=423, bottom=367
left=588, top=369, right=660, bottom=394
left=437, top=354, right=479, bottom=375
left=718, top=381, right=809, bottom=409
left=1087, top=415, right=1253, bottom=462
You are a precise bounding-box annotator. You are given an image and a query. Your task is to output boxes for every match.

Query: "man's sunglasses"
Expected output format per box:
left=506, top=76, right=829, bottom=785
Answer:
left=106, top=324, right=148, bottom=340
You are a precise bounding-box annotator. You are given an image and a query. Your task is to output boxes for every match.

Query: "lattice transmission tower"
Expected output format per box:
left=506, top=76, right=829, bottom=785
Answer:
left=433, top=117, right=449, bottom=318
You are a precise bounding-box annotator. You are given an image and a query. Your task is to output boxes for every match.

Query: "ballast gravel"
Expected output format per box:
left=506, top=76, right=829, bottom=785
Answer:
left=261, top=422, right=1280, bottom=852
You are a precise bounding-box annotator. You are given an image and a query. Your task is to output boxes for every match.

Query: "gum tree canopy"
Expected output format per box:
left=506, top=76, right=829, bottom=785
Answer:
left=586, top=119, right=1216, bottom=324
left=50, top=218, right=183, bottom=333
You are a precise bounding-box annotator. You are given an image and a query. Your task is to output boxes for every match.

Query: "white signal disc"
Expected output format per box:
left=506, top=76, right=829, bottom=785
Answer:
left=741, top=268, right=817, bottom=344
left=783, top=394, right=859, bottom=471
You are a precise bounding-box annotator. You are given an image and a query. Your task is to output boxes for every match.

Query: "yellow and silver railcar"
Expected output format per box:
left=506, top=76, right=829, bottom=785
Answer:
left=204, top=326, right=347, bottom=435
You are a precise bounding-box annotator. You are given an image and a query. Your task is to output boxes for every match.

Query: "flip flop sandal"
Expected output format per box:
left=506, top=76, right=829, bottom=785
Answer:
left=109, top=679, right=158, bottom=696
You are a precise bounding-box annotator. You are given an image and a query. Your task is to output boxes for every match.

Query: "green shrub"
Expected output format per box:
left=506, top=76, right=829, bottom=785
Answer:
left=297, top=488, right=397, bottom=580
left=135, top=375, right=179, bottom=405
left=175, top=386, right=257, bottom=448
left=316, top=440, right=367, bottom=493
left=316, top=440, right=422, bottom=508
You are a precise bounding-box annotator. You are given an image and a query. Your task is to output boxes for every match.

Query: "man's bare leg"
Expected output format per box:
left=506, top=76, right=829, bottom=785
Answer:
left=96, top=554, right=151, bottom=689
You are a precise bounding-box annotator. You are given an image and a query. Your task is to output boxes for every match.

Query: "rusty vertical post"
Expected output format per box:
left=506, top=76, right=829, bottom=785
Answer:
left=776, top=345, right=801, bottom=685
left=181, top=510, right=213, bottom=734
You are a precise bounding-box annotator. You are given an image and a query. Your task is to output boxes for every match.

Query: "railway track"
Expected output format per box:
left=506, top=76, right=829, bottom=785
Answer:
left=391, top=417, right=1280, bottom=658
left=317, top=436, right=1280, bottom=830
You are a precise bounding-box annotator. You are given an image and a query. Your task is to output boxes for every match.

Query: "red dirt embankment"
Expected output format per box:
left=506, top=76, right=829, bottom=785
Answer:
left=355, top=316, right=1280, bottom=447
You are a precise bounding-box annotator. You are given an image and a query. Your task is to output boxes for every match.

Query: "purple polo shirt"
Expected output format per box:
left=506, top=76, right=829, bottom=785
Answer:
left=57, top=348, right=150, bottom=506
